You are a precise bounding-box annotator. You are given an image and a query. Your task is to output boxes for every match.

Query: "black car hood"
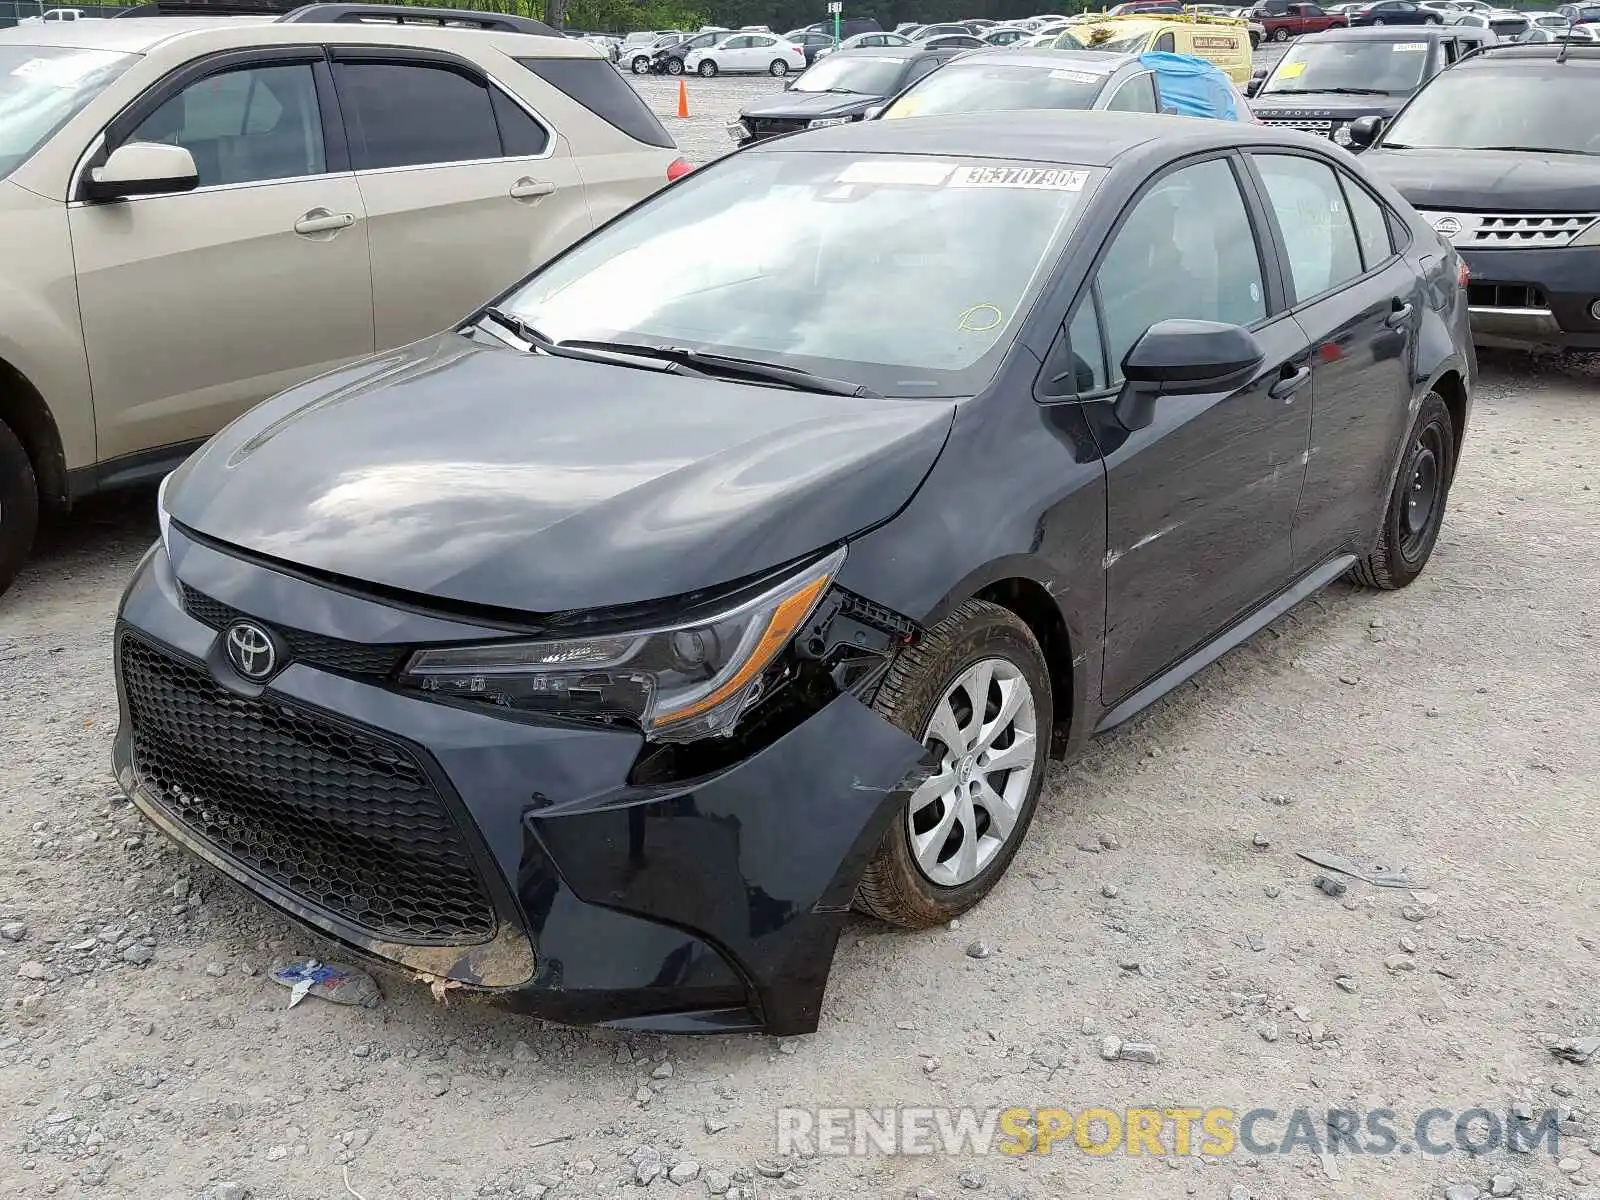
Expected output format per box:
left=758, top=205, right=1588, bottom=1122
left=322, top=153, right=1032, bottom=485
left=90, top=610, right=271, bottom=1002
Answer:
left=1360, top=147, right=1600, bottom=211
left=742, top=90, right=882, bottom=119
left=1250, top=92, right=1405, bottom=119
left=167, top=333, right=955, bottom=615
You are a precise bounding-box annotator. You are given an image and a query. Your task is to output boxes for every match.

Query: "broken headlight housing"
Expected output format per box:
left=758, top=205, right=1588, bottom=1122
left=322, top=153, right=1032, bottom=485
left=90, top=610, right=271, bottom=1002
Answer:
left=400, top=548, right=845, bottom=743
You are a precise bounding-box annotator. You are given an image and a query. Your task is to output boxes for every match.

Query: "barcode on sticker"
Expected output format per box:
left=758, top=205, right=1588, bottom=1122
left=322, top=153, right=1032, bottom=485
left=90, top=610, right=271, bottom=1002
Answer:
left=948, top=166, right=1088, bottom=191
left=1049, top=69, right=1101, bottom=83
left=836, top=160, right=956, bottom=186
left=1393, top=41, right=1427, bottom=50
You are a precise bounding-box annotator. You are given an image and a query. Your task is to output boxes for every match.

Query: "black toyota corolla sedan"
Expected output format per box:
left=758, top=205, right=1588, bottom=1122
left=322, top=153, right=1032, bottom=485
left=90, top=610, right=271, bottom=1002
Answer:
left=115, top=112, right=1473, bottom=1035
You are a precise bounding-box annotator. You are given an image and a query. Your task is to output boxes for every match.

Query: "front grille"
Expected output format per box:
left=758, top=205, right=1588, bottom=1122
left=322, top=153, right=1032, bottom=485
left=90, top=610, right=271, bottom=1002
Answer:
left=121, top=635, right=497, bottom=944
left=180, top=584, right=408, bottom=679
left=745, top=116, right=810, bottom=140
left=1259, top=117, right=1333, bottom=135
left=1421, top=209, right=1600, bottom=249
left=1468, top=282, right=1549, bottom=310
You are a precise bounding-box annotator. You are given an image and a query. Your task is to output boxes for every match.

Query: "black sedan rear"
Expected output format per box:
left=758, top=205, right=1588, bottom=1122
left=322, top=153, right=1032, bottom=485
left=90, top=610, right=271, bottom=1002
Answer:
left=117, top=112, right=1473, bottom=1035
left=729, top=46, right=964, bottom=143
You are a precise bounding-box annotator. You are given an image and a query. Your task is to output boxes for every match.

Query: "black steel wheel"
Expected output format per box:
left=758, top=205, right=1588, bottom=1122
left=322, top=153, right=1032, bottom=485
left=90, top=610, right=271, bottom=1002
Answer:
left=1350, top=391, right=1456, bottom=590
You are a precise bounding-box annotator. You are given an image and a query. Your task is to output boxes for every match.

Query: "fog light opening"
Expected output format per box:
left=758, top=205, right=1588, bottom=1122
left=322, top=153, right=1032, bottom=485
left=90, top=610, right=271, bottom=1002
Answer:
left=1588, top=299, right=1600, bottom=321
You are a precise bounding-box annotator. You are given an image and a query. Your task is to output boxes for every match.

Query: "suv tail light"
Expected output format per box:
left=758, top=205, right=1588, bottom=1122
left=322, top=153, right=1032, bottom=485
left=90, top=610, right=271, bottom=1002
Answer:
left=667, top=157, right=693, bottom=181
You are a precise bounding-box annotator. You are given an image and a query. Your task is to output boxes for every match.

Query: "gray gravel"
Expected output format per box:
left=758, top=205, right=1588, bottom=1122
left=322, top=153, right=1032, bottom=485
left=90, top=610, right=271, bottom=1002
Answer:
left=0, top=67, right=1596, bottom=1199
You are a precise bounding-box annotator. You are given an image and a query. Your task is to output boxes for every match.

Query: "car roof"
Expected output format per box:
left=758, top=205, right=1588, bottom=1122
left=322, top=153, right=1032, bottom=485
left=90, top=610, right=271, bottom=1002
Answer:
left=0, top=14, right=273, bottom=51
left=0, top=11, right=591, bottom=56
left=953, top=47, right=1135, bottom=67
left=826, top=44, right=943, bottom=60
left=754, top=109, right=1330, bottom=166
left=1460, top=40, right=1600, bottom=58
left=1298, top=22, right=1489, bottom=38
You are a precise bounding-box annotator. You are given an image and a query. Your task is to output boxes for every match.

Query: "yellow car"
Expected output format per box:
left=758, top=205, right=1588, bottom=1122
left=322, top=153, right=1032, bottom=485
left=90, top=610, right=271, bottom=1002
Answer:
left=1073, top=13, right=1254, bottom=82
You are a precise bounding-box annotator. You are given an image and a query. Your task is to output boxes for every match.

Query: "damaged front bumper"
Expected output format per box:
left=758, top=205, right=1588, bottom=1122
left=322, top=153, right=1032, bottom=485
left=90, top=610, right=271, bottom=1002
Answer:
left=112, top=537, right=930, bottom=1034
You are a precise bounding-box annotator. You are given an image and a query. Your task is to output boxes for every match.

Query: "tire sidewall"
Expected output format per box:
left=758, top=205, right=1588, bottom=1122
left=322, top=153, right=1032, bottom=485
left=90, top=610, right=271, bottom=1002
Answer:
left=866, top=608, right=1052, bottom=924
left=770, top=59, right=788, bottom=75
left=699, top=59, right=717, bottom=76
left=1380, top=394, right=1456, bottom=583
left=0, top=422, right=39, bottom=597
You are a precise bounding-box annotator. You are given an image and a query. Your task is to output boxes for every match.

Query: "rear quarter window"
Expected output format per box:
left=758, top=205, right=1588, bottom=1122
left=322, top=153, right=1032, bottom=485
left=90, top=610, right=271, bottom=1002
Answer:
left=516, top=57, right=675, bottom=148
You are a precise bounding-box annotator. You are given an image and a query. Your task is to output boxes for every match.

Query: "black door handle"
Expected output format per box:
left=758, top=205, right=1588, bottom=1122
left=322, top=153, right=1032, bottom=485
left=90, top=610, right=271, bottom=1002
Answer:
left=1269, top=364, right=1311, bottom=400
left=1385, top=301, right=1414, bottom=328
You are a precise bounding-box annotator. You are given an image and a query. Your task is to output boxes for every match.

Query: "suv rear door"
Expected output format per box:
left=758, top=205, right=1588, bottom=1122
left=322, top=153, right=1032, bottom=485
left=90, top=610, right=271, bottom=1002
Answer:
left=330, top=48, right=590, bottom=349
left=69, top=49, right=375, bottom=463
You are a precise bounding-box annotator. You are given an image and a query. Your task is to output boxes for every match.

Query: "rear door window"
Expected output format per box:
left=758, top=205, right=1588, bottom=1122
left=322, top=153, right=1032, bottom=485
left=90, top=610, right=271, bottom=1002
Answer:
left=1252, top=153, right=1364, bottom=302
left=1105, top=71, right=1159, bottom=110
left=334, top=59, right=505, bottom=169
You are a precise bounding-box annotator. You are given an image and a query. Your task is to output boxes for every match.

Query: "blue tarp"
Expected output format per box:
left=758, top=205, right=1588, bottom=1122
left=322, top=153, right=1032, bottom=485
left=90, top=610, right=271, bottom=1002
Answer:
left=1139, top=51, right=1246, bottom=121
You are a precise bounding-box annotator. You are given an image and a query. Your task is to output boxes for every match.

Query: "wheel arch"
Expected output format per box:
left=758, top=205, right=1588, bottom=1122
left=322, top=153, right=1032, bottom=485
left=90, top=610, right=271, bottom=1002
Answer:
left=0, top=355, right=69, bottom=512
left=1428, top=366, right=1469, bottom=461
left=912, top=556, right=1087, bottom=758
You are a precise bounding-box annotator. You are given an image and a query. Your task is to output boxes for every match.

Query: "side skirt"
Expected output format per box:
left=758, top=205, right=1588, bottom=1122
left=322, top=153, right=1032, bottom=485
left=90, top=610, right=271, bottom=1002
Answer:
left=1093, top=554, right=1359, bottom=736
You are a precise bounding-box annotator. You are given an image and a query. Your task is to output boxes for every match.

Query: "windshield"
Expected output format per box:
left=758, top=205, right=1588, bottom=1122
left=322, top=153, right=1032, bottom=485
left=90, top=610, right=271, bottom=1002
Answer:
left=882, top=62, right=1110, bottom=118
left=791, top=55, right=908, bottom=93
left=1381, top=65, right=1600, bottom=152
left=501, top=151, right=1096, bottom=397
left=1094, top=31, right=1159, bottom=52
left=1262, top=38, right=1431, bottom=93
left=0, top=45, right=133, bottom=178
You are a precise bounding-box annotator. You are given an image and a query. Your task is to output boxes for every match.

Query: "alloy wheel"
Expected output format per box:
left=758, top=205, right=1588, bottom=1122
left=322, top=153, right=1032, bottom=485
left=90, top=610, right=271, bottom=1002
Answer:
left=906, top=658, right=1039, bottom=888
left=699, top=60, right=717, bottom=76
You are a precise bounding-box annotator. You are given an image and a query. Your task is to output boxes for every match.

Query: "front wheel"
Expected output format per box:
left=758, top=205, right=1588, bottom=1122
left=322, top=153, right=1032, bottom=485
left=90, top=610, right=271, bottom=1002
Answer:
left=1349, top=392, right=1456, bottom=591
left=0, top=419, right=39, bottom=598
left=630, top=54, right=651, bottom=73
left=665, top=57, right=683, bottom=75
left=855, top=599, right=1053, bottom=928
left=698, top=59, right=718, bottom=76
left=1273, top=26, right=1291, bottom=40
left=769, top=58, right=790, bottom=75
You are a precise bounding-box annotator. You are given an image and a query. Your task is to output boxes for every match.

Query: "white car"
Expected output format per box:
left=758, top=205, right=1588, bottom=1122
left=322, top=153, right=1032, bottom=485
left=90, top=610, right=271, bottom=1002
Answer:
left=685, top=32, right=808, bottom=75
left=980, top=25, right=1035, bottom=43
left=814, top=30, right=913, bottom=59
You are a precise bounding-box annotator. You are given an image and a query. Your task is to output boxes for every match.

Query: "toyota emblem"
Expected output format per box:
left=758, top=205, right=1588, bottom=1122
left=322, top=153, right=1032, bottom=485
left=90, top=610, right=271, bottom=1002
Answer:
left=226, top=621, right=278, bottom=682
left=1431, top=215, right=1463, bottom=239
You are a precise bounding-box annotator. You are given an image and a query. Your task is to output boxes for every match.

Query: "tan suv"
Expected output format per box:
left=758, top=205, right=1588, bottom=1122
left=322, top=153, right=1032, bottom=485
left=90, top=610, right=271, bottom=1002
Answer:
left=0, top=2, right=687, bottom=595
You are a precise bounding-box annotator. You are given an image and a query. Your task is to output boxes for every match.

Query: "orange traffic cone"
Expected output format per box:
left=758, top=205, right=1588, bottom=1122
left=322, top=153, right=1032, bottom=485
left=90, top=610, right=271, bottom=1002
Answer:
left=677, top=79, right=689, bottom=119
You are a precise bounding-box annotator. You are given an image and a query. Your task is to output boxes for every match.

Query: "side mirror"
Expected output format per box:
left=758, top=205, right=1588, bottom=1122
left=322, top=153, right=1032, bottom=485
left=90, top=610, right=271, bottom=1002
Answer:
left=84, top=142, right=199, bottom=203
left=1246, top=76, right=1263, bottom=96
left=1346, top=114, right=1384, bottom=148
left=1116, top=319, right=1265, bottom=430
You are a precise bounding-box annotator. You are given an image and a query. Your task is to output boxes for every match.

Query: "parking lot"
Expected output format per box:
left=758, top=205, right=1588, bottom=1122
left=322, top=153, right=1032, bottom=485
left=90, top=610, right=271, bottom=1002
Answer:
left=3, top=58, right=1600, bottom=1200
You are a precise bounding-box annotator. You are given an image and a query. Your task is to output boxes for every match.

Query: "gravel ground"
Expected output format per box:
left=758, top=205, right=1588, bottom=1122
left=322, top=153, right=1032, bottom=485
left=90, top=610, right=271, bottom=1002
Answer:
left=1, top=77, right=1598, bottom=1200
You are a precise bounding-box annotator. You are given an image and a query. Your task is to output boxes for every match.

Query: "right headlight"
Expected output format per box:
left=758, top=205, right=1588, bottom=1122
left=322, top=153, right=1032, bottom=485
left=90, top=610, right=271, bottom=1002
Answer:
left=400, top=547, right=845, bottom=743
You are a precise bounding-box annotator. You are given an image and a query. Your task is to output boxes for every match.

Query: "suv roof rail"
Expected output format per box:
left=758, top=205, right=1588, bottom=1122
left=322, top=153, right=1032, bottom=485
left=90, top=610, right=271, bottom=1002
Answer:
left=114, top=0, right=559, bottom=35
left=280, top=3, right=559, bottom=34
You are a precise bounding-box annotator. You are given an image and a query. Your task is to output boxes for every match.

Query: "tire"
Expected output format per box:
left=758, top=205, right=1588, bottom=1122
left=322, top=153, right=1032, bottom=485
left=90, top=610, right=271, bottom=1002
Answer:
left=698, top=59, right=718, bottom=76
left=665, top=57, right=683, bottom=75
left=1373, top=16, right=1386, bottom=24
left=769, top=58, right=790, bottom=75
left=630, top=55, right=650, bottom=73
left=1273, top=26, right=1291, bottom=40
left=0, top=419, right=39, bottom=598
left=1349, top=391, right=1455, bottom=591
left=1250, top=31, right=1262, bottom=47
left=855, top=599, right=1053, bottom=928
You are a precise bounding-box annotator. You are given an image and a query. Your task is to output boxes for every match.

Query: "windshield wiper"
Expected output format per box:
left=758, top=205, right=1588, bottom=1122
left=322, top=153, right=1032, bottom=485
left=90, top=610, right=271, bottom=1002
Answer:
left=475, top=308, right=705, bottom=376
left=559, top=339, right=882, bottom=397
left=1473, top=145, right=1591, bottom=155
left=1267, top=86, right=1391, bottom=95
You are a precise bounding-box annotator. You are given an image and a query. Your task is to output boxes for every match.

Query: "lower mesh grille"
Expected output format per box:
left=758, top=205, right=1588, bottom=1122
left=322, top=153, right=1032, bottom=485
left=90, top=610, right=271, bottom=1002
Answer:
left=120, top=634, right=496, bottom=944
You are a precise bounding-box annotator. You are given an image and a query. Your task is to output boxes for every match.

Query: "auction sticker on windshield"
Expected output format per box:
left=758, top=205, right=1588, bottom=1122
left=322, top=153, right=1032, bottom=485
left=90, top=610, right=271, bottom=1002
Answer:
left=1393, top=42, right=1427, bottom=51
left=837, top=159, right=957, bottom=186
left=948, top=165, right=1088, bottom=191
left=1050, top=68, right=1102, bottom=83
